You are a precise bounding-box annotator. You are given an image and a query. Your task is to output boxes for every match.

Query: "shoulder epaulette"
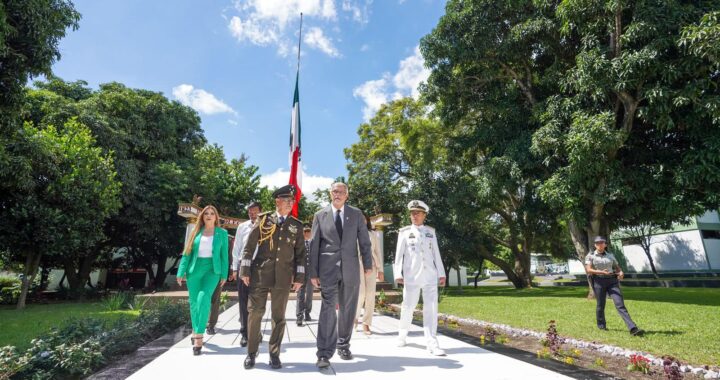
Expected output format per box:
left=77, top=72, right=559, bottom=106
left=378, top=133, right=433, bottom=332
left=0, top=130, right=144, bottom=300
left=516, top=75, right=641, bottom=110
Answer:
left=399, top=226, right=411, bottom=232
left=288, top=215, right=301, bottom=223
left=425, top=225, right=435, bottom=231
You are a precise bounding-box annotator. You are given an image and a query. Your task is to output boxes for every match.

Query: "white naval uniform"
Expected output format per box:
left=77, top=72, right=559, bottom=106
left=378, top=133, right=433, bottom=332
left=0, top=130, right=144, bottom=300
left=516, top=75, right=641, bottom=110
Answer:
left=393, top=224, right=445, bottom=350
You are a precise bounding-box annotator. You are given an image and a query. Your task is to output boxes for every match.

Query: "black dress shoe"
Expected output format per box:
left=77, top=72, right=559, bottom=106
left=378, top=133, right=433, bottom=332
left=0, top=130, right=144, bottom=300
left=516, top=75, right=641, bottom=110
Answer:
left=192, top=346, right=201, bottom=356
left=206, top=327, right=216, bottom=335
left=630, top=327, right=645, bottom=336
left=305, top=314, right=312, bottom=321
left=244, top=353, right=256, bottom=369
left=338, top=349, right=353, bottom=360
left=269, top=356, right=282, bottom=369
left=296, top=318, right=303, bottom=326
left=598, top=325, right=608, bottom=330
left=316, top=356, right=330, bottom=368
left=240, top=335, right=248, bottom=347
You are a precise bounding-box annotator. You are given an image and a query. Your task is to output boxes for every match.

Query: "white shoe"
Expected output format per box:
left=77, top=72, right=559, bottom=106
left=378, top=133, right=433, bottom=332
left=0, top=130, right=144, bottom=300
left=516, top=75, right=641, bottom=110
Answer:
left=396, top=338, right=407, bottom=347
left=428, top=347, right=446, bottom=356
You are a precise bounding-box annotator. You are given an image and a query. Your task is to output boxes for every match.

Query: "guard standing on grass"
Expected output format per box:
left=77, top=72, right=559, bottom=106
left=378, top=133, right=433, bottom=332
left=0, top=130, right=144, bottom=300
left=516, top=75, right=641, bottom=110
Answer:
left=239, top=184, right=305, bottom=370
left=585, top=236, right=644, bottom=336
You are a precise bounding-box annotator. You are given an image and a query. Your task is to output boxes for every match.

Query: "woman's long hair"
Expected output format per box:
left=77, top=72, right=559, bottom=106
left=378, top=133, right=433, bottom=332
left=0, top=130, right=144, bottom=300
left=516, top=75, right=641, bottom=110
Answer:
left=183, top=205, right=221, bottom=255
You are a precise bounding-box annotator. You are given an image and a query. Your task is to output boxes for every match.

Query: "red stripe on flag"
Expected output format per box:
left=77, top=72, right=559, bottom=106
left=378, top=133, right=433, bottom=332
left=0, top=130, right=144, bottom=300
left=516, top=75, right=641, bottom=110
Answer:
left=289, top=147, right=302, bottom=217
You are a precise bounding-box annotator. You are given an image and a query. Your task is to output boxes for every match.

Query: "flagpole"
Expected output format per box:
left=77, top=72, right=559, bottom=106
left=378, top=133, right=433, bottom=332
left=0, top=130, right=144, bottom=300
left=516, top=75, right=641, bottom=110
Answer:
left=297, top=13, right=303, bottom=73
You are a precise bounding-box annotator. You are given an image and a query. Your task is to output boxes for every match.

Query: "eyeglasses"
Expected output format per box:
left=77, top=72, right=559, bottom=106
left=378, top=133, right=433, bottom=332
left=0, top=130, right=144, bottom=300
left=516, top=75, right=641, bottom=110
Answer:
left=331, top=190, right=347, bottom=195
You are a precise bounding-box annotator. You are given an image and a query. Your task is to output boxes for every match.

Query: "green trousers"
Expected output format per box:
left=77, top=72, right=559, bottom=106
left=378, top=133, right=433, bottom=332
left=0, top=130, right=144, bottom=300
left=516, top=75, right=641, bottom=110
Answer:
left=187, top=258, right=220, bottom=334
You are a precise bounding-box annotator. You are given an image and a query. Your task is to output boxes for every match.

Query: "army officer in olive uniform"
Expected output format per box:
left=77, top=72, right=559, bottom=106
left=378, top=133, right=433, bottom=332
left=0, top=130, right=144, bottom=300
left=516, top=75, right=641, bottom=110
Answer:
left=240, top=184, right=306, bottom=369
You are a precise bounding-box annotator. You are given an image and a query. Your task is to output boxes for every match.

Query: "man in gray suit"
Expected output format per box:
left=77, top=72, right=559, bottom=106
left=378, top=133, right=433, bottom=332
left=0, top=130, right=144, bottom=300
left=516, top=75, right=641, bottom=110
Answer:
left=309, top=182, right=372, bottom=368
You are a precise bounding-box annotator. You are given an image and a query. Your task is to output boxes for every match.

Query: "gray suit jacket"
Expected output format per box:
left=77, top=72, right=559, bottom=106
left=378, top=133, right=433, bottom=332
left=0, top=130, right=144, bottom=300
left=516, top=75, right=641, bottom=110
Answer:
left=308, top=204, right=372, bottom=286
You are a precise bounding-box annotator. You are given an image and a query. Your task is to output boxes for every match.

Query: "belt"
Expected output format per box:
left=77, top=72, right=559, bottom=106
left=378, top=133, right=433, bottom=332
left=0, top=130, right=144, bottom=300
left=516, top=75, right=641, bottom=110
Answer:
left=593, top=274, right=616, bottom=279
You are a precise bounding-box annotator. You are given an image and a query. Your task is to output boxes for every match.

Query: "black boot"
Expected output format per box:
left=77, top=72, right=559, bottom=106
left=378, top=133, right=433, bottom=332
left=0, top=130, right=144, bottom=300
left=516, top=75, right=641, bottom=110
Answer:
left=244, top=353, right=256, bottom=369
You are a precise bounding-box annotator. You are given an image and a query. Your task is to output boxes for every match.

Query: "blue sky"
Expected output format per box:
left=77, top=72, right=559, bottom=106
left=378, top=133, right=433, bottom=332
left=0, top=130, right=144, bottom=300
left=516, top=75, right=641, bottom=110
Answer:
left=51, top=0, right=447, bottom=198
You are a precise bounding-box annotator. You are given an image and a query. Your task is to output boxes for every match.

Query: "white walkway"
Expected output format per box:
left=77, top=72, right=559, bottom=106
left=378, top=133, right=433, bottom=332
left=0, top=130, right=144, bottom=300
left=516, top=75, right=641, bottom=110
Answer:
left=129, top=301, right=573, bottom=379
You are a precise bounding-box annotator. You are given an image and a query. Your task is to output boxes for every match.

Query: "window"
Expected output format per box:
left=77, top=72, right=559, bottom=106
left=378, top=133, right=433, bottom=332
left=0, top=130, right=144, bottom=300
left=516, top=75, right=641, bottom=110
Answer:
left=700, top=230, right=720, bottom=239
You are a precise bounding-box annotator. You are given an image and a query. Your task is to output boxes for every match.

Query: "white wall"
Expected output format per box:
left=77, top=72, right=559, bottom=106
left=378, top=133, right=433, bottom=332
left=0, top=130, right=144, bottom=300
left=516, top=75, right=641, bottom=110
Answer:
left=704, top=238, right=720, bottom=270
left=568, top=259, right=586, bottom=275
left=621, top=230, right=711, bottom=272
left=447, top=267, right=468, bottom=287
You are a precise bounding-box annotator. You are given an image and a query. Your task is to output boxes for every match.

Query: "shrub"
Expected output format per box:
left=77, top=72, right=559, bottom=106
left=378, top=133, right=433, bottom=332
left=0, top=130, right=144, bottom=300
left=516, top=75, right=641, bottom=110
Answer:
left=102, top=292, right=135, bottom=311
left=376, top=289, right=387, bottom=307
left=544, top=320, right=564, bottom=356
left=662, top=356, right=684, bottom=380
left=0, top=276, right=21, bottom=305
left=628, top=354, right=652, bottom=374
left=537, top=347, right=552, bottom=359
left=4, top=300, right=189, bottom=379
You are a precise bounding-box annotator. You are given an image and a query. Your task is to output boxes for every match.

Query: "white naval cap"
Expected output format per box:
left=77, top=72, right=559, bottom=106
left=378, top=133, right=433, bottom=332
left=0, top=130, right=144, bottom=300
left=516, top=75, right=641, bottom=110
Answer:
left=407, top=200, right=430, bottom=213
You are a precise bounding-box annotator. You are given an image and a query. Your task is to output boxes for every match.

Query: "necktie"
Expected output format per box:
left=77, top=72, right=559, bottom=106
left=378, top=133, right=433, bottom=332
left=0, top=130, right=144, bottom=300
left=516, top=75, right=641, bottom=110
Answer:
left=278, top=216, right=285, bottom=225
left=335, top=209, right=343, bottom=240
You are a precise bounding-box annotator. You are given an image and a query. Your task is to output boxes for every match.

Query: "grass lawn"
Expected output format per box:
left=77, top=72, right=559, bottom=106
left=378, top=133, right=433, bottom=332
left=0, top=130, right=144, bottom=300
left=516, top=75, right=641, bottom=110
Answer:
left=0, top=302, right=140, bottom=350
left=439, top=286, right=720, bottom=366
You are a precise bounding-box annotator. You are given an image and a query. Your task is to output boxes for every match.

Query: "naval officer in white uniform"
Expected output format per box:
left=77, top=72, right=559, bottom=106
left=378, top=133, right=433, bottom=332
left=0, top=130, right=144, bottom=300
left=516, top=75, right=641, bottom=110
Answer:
left=393, top=200, right=447, bottom=356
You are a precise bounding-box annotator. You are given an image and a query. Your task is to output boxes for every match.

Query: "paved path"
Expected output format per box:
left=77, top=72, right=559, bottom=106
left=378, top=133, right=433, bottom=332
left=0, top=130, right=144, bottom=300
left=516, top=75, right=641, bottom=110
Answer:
left=129, top=301, right=573, bottom=379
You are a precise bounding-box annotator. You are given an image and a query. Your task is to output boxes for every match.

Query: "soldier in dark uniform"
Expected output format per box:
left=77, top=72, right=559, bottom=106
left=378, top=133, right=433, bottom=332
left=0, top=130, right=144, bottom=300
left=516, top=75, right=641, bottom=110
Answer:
left=295, top=224, right=314, bottom=326
left=239, top=184, right=305, bottom=369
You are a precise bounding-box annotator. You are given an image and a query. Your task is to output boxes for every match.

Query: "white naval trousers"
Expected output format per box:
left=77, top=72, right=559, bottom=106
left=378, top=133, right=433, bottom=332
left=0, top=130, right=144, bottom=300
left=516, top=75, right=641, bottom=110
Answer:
left=398, top=282, right=440, bottom=349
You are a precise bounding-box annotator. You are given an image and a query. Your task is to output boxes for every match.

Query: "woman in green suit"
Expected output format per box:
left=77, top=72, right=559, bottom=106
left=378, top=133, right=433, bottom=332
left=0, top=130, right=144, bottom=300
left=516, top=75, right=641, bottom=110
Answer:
left=176, top=205, right=229, bottom=355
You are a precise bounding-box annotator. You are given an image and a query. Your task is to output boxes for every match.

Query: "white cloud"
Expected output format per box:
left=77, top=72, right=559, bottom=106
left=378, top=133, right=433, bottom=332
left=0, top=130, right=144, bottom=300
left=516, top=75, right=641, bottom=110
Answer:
left=227, top=0, right=370, bottom=58
left=261, top=168, right=334, bottom=202
left=352, top=75, right=389, bottom=121
left=304, top=27, right=341, bottom=57
left=353, top=46, right=429, bottom=121
left=393, top=46, right=430, bottom=98
left=172, top=84, right=236, bottom=115
left=342, top=0, right=372, bottom=25
left=360, top=43, right=370, bottom=52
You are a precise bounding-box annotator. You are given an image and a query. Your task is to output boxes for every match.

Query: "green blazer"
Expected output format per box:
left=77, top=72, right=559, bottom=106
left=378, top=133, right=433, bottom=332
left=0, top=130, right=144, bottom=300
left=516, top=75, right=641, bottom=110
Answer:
left=177, top=227, right=229, bottom=280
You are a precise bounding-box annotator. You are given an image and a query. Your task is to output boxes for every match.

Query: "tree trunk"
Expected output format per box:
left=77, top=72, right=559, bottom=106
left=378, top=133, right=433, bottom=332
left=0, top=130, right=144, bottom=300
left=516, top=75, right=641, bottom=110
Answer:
left=477, top=247, right=529, bottom=289
left=642, top=246, right=661, bottom=280
left=17, top=251, right=42, bottom=309
left=455, top=265, right=462, bottom=292
left=474, top=259, right=484, bottom=288
left=63, top=256, right=94, bottom=299
left=513, top=251, right=533, bottom=288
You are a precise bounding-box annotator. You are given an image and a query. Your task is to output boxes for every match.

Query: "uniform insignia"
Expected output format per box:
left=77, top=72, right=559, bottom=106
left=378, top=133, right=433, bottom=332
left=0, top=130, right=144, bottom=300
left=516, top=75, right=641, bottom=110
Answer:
left=426, top=233, right=433, bottom=238
left=288, top=224, right=298, bottom=234
left=409, top=233, right=415, bottom=239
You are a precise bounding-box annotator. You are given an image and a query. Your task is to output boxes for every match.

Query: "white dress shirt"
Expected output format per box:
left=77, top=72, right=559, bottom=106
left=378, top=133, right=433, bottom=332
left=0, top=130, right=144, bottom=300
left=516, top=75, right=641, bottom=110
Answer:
left=198, top=235, right=214, bottom=258
left=331, top=205, right=345, bottom=227
left=232, top=219, right=256, bottom=270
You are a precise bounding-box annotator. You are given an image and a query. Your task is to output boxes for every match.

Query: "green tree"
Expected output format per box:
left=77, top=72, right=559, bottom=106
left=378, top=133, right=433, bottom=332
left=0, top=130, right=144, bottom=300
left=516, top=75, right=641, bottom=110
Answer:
left=0, top=0, right=80, bottom=122
left=532, top=0, right=720, bottom=265
left=420, top=0, right=569, bottom=288
left=0, top=119, right=120, bottom=308
left=23, top=78, right=206, bottom=291
left=346, top=98, right=546, bottom=288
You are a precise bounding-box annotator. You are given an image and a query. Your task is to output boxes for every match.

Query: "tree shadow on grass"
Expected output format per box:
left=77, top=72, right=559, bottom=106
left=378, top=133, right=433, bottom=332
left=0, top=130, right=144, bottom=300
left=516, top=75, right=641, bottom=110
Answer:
left=441, top=286, right=720, bottom=306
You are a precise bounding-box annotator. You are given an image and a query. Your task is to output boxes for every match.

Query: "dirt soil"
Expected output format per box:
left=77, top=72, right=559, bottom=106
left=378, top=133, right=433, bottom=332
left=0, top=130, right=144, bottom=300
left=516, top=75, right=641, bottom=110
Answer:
left=381, top=304, right=704, bottom=380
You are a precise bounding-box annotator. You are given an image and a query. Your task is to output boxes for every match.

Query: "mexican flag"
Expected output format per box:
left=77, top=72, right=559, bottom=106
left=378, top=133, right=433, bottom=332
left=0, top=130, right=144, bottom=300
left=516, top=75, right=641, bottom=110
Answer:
left=288, top=72, right=302, bottom=217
